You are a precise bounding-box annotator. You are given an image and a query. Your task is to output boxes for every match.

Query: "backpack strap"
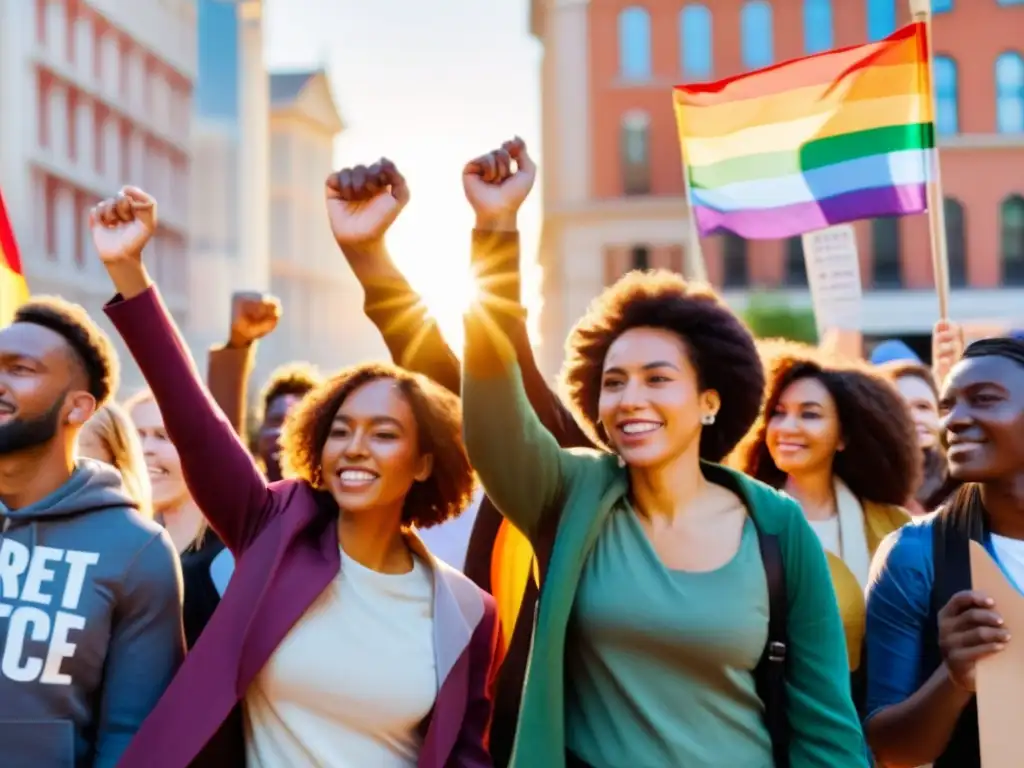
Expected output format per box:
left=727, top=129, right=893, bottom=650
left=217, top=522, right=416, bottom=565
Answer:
left=926, top=493, right=984, bottom=767
left=754, top=527, right=790, bottom=768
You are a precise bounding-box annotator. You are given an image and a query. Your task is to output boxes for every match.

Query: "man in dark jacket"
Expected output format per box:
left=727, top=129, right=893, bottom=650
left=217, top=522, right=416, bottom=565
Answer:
left=0, top=296, right=183, bottom=767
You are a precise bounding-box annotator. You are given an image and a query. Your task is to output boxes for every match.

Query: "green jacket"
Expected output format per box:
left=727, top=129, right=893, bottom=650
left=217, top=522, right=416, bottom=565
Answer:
left=461, top=319, right=868, bottom=767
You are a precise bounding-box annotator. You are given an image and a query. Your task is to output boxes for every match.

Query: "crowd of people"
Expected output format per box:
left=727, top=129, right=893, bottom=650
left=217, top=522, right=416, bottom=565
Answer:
left=0, top=137, right=1020, bottom=768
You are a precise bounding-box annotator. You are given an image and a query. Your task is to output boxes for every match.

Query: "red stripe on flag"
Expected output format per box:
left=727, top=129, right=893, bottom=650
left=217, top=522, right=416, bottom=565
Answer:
left=0, top=189, right=24, bottom=275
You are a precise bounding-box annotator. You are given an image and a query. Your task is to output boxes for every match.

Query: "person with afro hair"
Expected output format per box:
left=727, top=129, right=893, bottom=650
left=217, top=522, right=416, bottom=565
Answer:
left=735, top=342, right=918, bottom=708
left=463, top=260, right=868, bottom=766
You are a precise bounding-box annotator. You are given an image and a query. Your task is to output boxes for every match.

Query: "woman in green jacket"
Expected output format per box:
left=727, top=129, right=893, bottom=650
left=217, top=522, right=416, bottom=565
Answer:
left=460, top=149, right=867, bottom=767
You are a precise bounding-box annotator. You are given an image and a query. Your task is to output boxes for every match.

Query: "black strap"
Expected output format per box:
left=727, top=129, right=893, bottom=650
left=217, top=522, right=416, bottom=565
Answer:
left=926, top=500, right=982, bottom=768
left=753, top=529, right=790, bottom=768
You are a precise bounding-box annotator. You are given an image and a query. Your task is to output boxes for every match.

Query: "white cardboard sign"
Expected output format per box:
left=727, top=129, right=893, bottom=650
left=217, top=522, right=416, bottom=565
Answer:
left=800, top=224, right=863, bottom=336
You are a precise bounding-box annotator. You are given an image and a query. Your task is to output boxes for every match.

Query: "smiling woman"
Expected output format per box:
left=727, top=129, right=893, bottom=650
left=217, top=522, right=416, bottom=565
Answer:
left=463, top=264, right=869, bottom=765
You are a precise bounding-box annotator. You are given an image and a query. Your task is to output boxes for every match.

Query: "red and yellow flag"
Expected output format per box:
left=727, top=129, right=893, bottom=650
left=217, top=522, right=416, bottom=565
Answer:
left=0, top=189, right=29, bottom=325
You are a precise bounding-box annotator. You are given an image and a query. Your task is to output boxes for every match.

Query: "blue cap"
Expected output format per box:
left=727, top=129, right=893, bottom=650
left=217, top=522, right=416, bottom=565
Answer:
left=870, top=339, right=922, bottom=365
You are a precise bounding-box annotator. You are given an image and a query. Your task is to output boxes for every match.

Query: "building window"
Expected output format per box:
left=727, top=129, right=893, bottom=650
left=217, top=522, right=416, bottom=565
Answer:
left=803, top=0, right=833, bottom=54
left=741, top=2, right=773, bottom=70
left=934, top=55, right=959, bottom=136
left=631, top=246, right=650, bottom=270
left=722, top=233, right=749, bottom=288
left=872, top=217, right=902, bottom=287
left=944, top=197, right=967, bottom=288
left=680, top=5, right=712, bottom=79
left=932, top=0, right=952, bottom=11
left=866, top=0, right=895, bottom=41
left=996, top=52, right=1024, bottom=134
left=1002, top=194, right=1024, bottom=285
left=785, top=236, right=808, bottom=286
left=618, top=7, right=652, bottom=82
left=621, top=111, right=651, bottom=195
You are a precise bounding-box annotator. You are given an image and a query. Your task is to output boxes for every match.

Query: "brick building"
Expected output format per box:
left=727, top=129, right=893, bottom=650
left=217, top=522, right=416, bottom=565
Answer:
left=531, top=0, right=1024, bottom=374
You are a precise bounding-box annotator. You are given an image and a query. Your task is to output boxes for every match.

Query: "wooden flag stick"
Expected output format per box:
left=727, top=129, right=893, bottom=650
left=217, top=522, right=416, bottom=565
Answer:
left=910, top=0, right=951, bottom=320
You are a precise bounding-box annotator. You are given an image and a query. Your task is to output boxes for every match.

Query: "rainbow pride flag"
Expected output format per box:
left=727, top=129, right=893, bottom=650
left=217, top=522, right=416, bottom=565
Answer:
left=0, top=190, right=28, bottom=326
left=674, top=22, right=934, bottom=240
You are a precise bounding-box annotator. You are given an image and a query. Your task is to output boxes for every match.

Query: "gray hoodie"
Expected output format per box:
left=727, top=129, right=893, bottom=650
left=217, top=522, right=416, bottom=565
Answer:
left=0, top=459, right=184, bottom=768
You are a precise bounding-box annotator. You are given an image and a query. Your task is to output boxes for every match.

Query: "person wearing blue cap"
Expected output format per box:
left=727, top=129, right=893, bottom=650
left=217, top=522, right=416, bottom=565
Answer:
left=870, top=339, right=922, bottom=366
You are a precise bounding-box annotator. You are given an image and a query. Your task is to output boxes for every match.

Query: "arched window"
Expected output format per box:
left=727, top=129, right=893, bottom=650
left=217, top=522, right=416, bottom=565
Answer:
left=618, top=7, right=652, bottom=82
left=1002, top=194, right=1024, bottom=285
left=803, top=0, right=833, bottom=55
left=996, top=52, right=1024, bottom=134
left=620, top=111, right=651, bottom=195
left=944, top=197, right=967, bottom=288
left=680, top=4, right=713, bottom=79
left=785, top=236, right=808, bottom=286
left=872, top=217, right=902, bottom=287
left=741, top=2, right=773, bottom=70
left=934, top=55, right=959, bottom=136
left=722, top=233, right=749, bottom=288
left=866, top=0, right=895, bottom=41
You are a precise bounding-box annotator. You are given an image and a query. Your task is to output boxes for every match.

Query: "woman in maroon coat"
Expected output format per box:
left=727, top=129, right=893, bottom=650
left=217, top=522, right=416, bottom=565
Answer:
left=89, top=177, right=498, bottom=768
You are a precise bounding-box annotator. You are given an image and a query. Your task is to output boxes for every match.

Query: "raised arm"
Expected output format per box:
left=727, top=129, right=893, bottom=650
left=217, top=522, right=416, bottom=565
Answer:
left=91, top=187, right=277, bottom=552
left=325, top=159, right=457, bottom=395
left=466, top=139, right=592, bottom=450
left=205, top=291, right=280, bottom=439
left=94, top=531, right=184, bottom=767
left=461, top=140, right=579, bottom=540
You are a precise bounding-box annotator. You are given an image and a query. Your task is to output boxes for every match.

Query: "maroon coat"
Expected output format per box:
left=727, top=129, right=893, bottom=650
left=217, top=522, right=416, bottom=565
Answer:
left=107, top=286, right=498, bottom=768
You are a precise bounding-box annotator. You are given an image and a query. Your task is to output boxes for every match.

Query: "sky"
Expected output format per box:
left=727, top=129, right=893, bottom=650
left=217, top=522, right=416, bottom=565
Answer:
left=264, top=0, right=543, bottom=350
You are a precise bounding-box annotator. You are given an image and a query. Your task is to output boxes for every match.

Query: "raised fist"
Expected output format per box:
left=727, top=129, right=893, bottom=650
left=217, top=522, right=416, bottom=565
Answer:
left=462, top=137, right=536, bottom=226
left=229, top=291, right=281, bottom=347
left=89, top=186, right=157, bottom=263
left=325, top=159, right=409, bottom=247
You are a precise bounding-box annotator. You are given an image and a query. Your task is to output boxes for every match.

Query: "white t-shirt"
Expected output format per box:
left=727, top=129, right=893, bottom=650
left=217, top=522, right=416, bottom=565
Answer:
left=808, top=516, right=841, bottom=557
left=244, top=547, right=437, bottom=767
left=990, top=534, right=1024, bottom=592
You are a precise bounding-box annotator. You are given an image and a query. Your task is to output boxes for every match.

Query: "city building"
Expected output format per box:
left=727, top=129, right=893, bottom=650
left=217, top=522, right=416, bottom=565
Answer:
left=0, top=0, right=196, bottom=390
left=531, top=0, right=1024, bottom=374
left=265, top=68, right=386, bottom=380
left=188, top=0, right=270, bottom=368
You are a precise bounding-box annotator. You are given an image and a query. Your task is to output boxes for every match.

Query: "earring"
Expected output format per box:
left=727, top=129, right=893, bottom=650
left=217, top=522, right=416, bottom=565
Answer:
left=616, top=454, right=626, bottom=468
left=701, top=412, right=716, bottom=426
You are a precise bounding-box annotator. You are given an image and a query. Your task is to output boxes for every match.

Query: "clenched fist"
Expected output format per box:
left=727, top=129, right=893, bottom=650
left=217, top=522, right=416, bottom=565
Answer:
left=229, top=291, right=281, bottom=348
left=89, top=186, right=157, bottom=263
left=325, top=159, right=409, bottom=247
left=463, top=137, right=536, bottom=228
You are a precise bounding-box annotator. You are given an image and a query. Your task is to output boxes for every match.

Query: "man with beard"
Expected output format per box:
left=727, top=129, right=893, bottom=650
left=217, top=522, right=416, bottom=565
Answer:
left=0, top=296, right=183, bottom=767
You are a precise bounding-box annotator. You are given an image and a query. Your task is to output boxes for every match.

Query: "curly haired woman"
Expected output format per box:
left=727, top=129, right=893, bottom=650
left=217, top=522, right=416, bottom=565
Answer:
left=736, top=345, right=918, bottom=700
left=461, top=156, right=866, bottom=766
left=89, top=185, right=497, bottom=768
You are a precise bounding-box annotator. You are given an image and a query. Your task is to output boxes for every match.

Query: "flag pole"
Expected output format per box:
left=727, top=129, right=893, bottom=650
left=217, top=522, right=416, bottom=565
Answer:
left=674, top=92, right=709, bottom=284
left=681, top=167, right=709, bottom=284
left=910, top=0, right=951, bottom=320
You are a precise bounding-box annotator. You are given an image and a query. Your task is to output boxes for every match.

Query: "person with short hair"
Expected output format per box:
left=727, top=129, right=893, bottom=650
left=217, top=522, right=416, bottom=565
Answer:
left=0, top=296, right=182, bottom=767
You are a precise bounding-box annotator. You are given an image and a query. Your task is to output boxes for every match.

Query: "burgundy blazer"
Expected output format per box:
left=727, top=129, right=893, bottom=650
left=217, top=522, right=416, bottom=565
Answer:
left=107, top=287, right=498, bottom=768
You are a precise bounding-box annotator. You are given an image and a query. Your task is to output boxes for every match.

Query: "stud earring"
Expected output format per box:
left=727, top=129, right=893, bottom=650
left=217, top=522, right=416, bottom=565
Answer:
left=701, top=412, right=717, bottom=426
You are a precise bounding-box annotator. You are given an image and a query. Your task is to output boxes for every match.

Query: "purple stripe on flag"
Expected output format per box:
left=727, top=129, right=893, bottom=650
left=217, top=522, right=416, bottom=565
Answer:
left=693, top=183, right=927, bottom=239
